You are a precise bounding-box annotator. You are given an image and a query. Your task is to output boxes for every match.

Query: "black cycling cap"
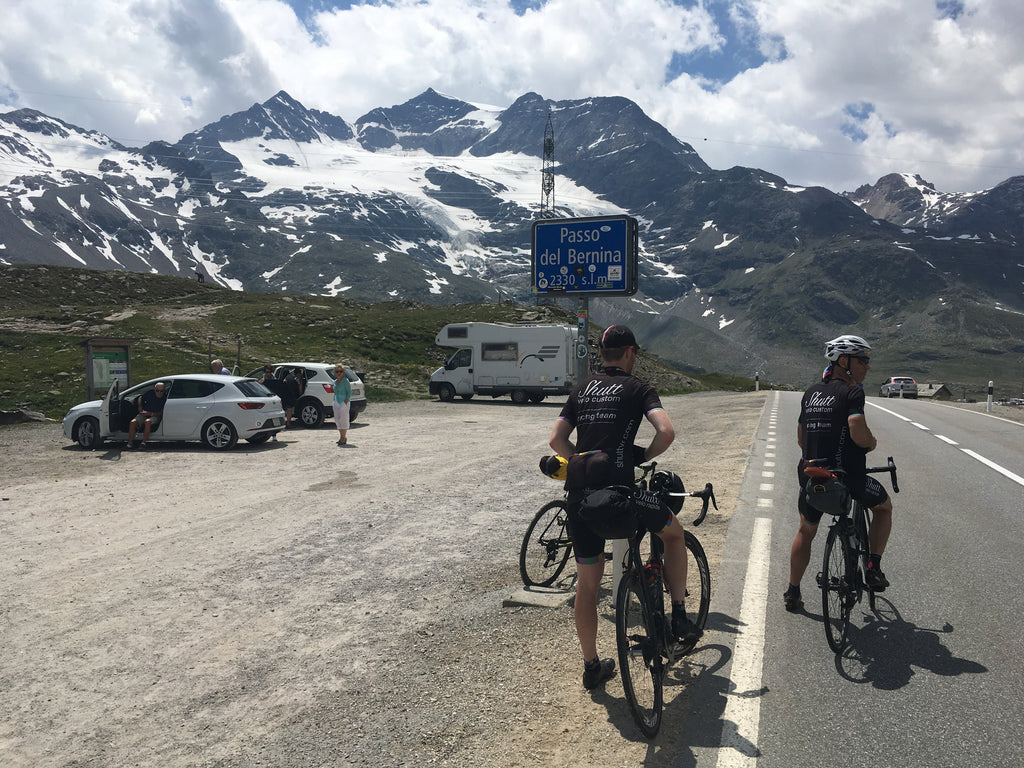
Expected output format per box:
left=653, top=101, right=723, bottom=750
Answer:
left=600, top=325, right=638, bottom=349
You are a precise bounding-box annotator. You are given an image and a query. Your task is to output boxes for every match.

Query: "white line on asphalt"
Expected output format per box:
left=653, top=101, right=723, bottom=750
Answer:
left=716, top=516, right=772, bottom=768
left=870, top=403, right=1023, bottom=487
left=960, top=448, right=1024, bottom=487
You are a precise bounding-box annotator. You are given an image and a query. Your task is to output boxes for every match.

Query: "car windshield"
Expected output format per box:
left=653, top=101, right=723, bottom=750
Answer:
left=236, top=380, right=274, bottom=397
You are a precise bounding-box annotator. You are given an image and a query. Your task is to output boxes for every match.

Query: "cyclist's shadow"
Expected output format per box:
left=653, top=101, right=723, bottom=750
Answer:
left=837, top=596, right=987, bottom=688
left=593, top=612, right=763, bottom=765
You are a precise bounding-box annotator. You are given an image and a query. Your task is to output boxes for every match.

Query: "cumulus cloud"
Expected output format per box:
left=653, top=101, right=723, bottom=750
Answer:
left=1, top=0, right=1022, bottom=192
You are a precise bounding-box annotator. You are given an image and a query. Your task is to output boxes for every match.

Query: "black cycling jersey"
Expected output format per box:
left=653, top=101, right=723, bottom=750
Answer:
left=798, top=376, right=868, bottom=490
left=558, top=366, right=663, bottom=488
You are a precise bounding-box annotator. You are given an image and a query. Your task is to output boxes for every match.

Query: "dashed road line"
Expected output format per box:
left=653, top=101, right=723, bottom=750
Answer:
left=870, top=401, right=1023, bottom=489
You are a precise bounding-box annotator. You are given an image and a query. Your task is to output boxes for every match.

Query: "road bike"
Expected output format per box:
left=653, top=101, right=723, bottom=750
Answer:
left=812, top=457, right=900, bottom=654
left=519, top=497, right=573, bottom=588
left=615, top=462, right=715, bottom=737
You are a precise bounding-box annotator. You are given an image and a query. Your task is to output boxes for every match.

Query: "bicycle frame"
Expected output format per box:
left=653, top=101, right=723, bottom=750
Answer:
left=615, top=462, right=715, bottom=737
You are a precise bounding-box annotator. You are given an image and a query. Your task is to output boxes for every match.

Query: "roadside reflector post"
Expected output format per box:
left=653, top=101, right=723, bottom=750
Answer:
left=987, top=380, right=994, bottom=413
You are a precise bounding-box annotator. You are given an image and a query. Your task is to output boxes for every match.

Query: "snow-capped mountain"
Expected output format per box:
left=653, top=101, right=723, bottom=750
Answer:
left=1, top=90, right=1022, bottom=384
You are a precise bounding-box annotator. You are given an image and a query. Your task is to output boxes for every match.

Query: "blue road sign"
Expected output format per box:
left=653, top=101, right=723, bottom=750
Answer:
left=531, top=215, right=638, bottom=296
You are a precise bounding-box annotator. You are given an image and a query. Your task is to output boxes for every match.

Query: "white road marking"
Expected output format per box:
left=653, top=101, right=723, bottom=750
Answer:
left=716, top=516, right=772, bottom=768
left=960, top=449, right=1024, bottom=487
left=870, top=402, right=1023, bottom=488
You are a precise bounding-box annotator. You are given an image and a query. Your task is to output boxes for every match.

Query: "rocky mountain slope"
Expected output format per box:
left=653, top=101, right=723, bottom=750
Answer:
left=1, top=89, right=1022, bottom=388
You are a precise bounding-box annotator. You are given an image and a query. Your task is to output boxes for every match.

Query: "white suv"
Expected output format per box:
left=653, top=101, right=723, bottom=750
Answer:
left=879, top=376, right=918, bottom=399
left=246, top=362, right=366, bottom=428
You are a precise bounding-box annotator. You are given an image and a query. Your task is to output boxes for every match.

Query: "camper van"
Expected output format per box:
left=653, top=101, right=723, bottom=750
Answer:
left=429, top=322, right=580, bottom=404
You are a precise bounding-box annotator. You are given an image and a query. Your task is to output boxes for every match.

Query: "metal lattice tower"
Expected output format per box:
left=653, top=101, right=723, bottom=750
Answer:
left=540, top=112, right=555, bottom=218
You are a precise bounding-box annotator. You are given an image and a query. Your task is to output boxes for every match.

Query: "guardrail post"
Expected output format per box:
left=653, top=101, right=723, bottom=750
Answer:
left=987, top=380, right=994, bottom=413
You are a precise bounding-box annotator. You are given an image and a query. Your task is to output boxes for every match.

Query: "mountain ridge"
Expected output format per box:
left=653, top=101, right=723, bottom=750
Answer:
left=1, top=89, right=1022, bottom=389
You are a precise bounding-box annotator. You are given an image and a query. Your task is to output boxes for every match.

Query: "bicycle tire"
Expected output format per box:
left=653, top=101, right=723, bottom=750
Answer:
left=853, top=504, right=877, bottom=611
left=519, top=500, right=573, bottom=587
left=616, top=571, right=664, bottom=737
left=821, top=523, right=855, bottom=653
left=680, top=531, right=711, bottom=653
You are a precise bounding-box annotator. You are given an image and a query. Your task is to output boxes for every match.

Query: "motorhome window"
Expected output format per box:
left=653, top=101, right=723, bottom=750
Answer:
left=447, top=327, right=469, bottom=339
left=450, top=348, right=472, bottom=368
left=482, top=343, right=517, bottom=361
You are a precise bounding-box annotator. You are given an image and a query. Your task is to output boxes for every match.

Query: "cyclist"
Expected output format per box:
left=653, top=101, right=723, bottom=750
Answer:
left=784, top=334, right=894, bottom=611
left=548, top=325, right=702, bottom=691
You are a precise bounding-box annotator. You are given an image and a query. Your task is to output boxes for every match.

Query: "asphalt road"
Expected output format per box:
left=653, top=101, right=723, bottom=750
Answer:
left=683, top=392, right=1024, bottom=768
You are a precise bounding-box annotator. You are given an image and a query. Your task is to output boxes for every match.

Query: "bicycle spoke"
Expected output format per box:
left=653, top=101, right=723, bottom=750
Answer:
left=519, top=500, right=573, bottom=587
left=616, top=572, right=664, bottom=737
left=821, top=524, right=853, bottom=653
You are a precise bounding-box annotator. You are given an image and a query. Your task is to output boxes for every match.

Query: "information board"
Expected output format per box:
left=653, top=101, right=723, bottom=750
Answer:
left=531, top=215, right=638, bottom=297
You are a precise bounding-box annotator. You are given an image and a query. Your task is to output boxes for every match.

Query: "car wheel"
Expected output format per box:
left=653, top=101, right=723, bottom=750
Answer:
left=246, top=433, right=272, bottom=444
left=297, top=398, right=324, bottom=428
left=460, top=393, right=474, bottom=400
left=511, top=389, right=529, bottom=405
left=75, top=416, right=102, bottom=449
left=202, top=418, right=238, bottom=450
left=528, top=393, right=545, bottom=403
left=437, top=384, right=455, bottom=402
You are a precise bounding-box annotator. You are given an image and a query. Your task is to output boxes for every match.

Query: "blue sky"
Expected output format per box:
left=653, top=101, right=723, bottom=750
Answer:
left=2, top=0, right=1023, bottom=193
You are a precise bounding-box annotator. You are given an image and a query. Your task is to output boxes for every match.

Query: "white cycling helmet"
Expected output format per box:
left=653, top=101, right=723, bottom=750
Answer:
left=824, top=334, right=871, bottom=362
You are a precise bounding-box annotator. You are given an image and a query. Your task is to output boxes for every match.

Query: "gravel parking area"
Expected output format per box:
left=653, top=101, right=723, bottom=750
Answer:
left=1, top=391, right=767, bottom=767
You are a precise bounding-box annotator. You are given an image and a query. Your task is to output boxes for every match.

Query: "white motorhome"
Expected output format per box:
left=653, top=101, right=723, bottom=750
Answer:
left=429, top=322, right=580, bottom=404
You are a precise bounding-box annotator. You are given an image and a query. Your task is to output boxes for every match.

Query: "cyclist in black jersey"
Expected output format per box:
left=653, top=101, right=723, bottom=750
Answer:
left=549, top=325, right=701, bottom=690
left=784, top=334, right=894, bottom=611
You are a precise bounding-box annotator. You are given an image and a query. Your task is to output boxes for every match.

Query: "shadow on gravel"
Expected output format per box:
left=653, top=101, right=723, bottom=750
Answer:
left=593, top=636, right=763, bottom=765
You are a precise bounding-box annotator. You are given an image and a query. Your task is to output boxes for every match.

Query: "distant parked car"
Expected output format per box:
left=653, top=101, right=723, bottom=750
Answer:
left=244, top=362, right=366, bottom=428
left=879, top=376, right=918, bottom=398
left=62, top=375, right=285, bottom=450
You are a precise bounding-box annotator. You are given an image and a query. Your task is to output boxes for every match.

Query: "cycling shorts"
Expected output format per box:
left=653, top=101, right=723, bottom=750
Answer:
left=566, top=489, right=673, bottom=563
left=797, top=474, right=888, bottom=525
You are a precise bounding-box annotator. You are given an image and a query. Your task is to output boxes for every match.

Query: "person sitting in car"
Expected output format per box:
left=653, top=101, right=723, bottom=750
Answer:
left=127, top=382, right=166, bottom=449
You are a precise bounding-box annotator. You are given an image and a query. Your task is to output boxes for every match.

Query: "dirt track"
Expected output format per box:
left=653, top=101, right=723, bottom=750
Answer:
left=0, top=391, right=767, bottom=767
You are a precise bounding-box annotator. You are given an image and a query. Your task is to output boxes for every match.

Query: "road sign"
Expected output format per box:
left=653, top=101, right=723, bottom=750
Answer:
left=531, top=215, right=638, bottom=297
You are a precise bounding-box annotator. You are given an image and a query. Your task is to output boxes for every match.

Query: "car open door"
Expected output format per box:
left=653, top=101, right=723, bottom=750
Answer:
left=99, top=380, right=120, bottom=436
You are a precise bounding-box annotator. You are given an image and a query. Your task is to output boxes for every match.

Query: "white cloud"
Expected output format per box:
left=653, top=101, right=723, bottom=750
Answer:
left=0, top=0, right=1022, bottom=193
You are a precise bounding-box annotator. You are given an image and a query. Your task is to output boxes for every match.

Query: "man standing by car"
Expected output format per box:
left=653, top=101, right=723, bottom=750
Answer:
left=784, top=334, right=894, bottom=612
left=127, top=382, right=166, bottom=449
left=548, top=325, right=700, bottom=692
left=282, top=367, right=304, bottom=428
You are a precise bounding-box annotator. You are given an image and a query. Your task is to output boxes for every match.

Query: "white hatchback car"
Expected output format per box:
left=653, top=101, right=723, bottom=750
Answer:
left=244, top=363, right=367, bottom=428
left=62, top=374, right=286, bottom=450
left=878, top=376, right=918, bottom=399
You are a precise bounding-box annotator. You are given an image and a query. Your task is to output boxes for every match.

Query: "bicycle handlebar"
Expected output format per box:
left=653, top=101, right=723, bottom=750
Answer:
left=866, top=456, right=900, bottom=494
left=636, top=461, right=717, bottom=527
left=667, top=483, right=717, bottom=527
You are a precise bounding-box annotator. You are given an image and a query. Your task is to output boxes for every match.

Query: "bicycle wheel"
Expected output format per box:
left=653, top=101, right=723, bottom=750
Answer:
left=853, top=504, right=877, bottom=611
left=681, top=531, right=711, bottom=652
left=519, top=500, right=573, bottom=587
left=616, top=571, right=664, bottom=738
left=820, top=523, right=855, bottom=653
